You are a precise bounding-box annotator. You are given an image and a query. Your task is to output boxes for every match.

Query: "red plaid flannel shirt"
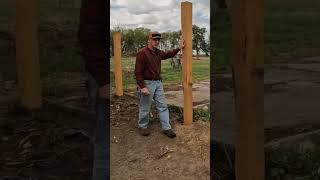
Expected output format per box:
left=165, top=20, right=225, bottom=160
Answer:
left=78, top=0, right=108, bottom=86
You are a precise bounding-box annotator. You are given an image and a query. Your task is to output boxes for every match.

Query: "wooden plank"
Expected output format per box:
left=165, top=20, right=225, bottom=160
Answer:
left=15, top=0, right=42, bottom=109
left=113, top=32, right=123, bottom=96
left=181, top=2, right=193, bottom=125
left=231, top=0, right=265, bottom=179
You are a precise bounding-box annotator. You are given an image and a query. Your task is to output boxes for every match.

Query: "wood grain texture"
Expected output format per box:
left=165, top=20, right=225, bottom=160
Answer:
left=113, top=32, right=123, bottom=96
left=15, top=0, right=42, bottom=109
left=231, top=0, right=265, bottom=179
left=181, top=2, right=193, bottom=125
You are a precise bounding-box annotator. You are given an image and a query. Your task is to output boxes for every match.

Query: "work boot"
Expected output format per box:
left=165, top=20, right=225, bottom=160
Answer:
left=163, top=129, right=176, bottom=138
left=139, top=128, right=150, bottom=136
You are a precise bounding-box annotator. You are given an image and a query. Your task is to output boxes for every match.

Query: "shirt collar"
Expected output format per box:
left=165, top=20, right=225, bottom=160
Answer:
left=147, top=46, right=159, bottom=54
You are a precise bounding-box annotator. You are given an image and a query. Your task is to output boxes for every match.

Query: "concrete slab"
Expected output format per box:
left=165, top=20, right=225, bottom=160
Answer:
left=213, top=60, right=320, bottom=144
left=274, top=63, right=320, bottom=73
left=164, top=80, right=210, bottom=109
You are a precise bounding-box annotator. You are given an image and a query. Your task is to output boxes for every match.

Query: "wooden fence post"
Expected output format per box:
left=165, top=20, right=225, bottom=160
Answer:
left=113, top=32, right=123, bottom=96
left=15, top=0, right=42, bottom=109
left=181, top=2, right=193, bottom=125
left=231, top=0, right=265, bottom=178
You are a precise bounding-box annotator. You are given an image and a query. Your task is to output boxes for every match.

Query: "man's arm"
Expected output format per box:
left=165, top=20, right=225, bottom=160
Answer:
left=160, top=38, right=185, bottom=60
left=78, top=0, right=108, bottom=87
left=134, top=51, right=146, bottom=89
left=159, top=48, right=181, bottom=60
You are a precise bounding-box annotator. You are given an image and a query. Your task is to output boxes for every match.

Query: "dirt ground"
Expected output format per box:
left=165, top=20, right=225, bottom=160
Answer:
left=0, top=91, right=94, bottom=180
left=0, top=82, right=210, bottom=180
left=110, top=95, right=210, bottom=180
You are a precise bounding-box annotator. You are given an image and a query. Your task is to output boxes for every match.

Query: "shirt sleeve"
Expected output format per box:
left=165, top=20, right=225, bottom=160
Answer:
left=159, top=48, right=181, bottom=60
left=134, top=51, right=146, bottom=88
left=78, top=0, right=108, bottom=87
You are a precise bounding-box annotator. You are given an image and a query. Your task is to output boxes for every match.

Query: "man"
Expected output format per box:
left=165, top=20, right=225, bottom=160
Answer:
left=78, top=0, right=109, bottom=179
left=135, top=32, right=185, bottom=138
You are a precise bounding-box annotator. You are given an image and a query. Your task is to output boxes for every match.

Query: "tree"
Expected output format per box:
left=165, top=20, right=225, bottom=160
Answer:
left=111, top=27, right=151, bottom=56
left=110, top=24, right=126, bottom=56
left=192, top=25, right=208, bottom=59
left=169, top=31, right=181, bottom=49
left=133, top=27, right=150, bottom=53
left=160, top=32, right=171, bottom=50
left=122, top=29, right=135, bottom=56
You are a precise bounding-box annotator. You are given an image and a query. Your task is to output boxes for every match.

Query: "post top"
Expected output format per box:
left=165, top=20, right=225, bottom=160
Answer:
left=181, top=1, right=192, bottom=5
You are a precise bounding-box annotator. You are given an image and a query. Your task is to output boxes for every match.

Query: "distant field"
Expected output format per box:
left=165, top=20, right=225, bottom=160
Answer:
left=213, top=0, right=320, bottom=67
left=110, top=57, right=210, bottom=90
left=0, top=0, right=83, bottom=81
left=0, top=0, right=81, bottom=20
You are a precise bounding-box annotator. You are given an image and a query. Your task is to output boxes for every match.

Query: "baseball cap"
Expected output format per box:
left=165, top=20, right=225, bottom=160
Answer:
left=148, top=32, right=162, bottom=40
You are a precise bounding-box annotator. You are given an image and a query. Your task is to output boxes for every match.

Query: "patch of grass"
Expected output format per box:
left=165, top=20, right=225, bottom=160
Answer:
left=168, top=104, right=182, bottom=114
left=38, top=0, right=81, bottom=19
left=168, top=104, right=210, bottom=122
left=193, top=107, right=210, bottom=121
left=0, top=0, right=83, bottom=81
left=213, top=0, right=320, bottom=67
left=0, top=1, right=13, bottom=22
left=0, top=60, right=16, bottom=81
left=40, top=48, right=85, bottom=78
left=110, top=57, right=210, bottom=91
left=266, top=147, right=320, bottom=180
left=0, top=47, right=85, bottom=81
left=0, top=0, right=81, bottom=21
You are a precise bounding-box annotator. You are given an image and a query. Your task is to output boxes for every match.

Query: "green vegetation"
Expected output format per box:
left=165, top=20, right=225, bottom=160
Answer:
left=193, top=107, right=210, bottom=121
left=111, top=25, right=210, bottom=57
left=213, top=0, right=320, bottom=67
left=0, top=0, right=83, bottom=81
left=168, top=104, right=210, bottom=122
left=110, top=57, right=210, bottom=90
left=266, top=147, right=320, bottom=180
left=40, top=48, right=85, bottom=77
left=0, top=48, right=84, bottom=81
left=0, top=0, right=81, bottom=27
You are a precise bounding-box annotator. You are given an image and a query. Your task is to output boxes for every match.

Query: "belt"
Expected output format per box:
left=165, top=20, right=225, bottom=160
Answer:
left=144, top=77, right=162, bottom=81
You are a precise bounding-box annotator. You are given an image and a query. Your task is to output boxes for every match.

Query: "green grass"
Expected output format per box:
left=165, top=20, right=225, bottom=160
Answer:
left=0, top=0, right=83, bottom=81
left=168, top=104, right=210, bottom=122
left=110, top=57, right=210, bottom=91
left=40, top=48, right=85, bottom=78
left=193, top=107, right=210, bottom=121
left=213, top=0, right=320, bottom=67
left=266, top=147, right=320, bottom=180
left=0, top=48, right=85, bottom=81
left=0, top=0, right=81, bottom=21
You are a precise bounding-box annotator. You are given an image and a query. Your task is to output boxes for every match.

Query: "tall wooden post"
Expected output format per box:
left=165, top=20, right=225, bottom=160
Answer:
left=231, top=0, right=265, bottom=179
left=181, top=2, right=193, bottom=125
left=113, top=32, right=123, bottom=96
left=15, top=0, right=42, bottom=109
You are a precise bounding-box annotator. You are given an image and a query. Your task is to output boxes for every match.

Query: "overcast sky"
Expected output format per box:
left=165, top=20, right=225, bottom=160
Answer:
left=110, top=0, right=210, bottom=36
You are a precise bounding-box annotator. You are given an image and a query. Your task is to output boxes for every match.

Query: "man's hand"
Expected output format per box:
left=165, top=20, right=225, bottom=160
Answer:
left=179, top=36, right=185, bottom=49
left=99, top=84, right=109, bottom=99
left=141, top=87, right=150, bottom=96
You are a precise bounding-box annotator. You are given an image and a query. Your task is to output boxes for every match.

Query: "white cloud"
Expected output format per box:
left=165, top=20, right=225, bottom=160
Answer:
left=110, top=0, right=210, bottom=34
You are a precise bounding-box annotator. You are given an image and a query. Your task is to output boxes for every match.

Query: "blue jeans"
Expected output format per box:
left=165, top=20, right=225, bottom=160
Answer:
left=138, top=80, right=171, bottom=131
left=87, top=73, right=99, bottom=112
left=87, top=73, right=109, bottom=180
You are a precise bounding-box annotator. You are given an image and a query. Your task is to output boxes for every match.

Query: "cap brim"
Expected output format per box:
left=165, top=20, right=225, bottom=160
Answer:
left=152, top=37, right=162, bottom=39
